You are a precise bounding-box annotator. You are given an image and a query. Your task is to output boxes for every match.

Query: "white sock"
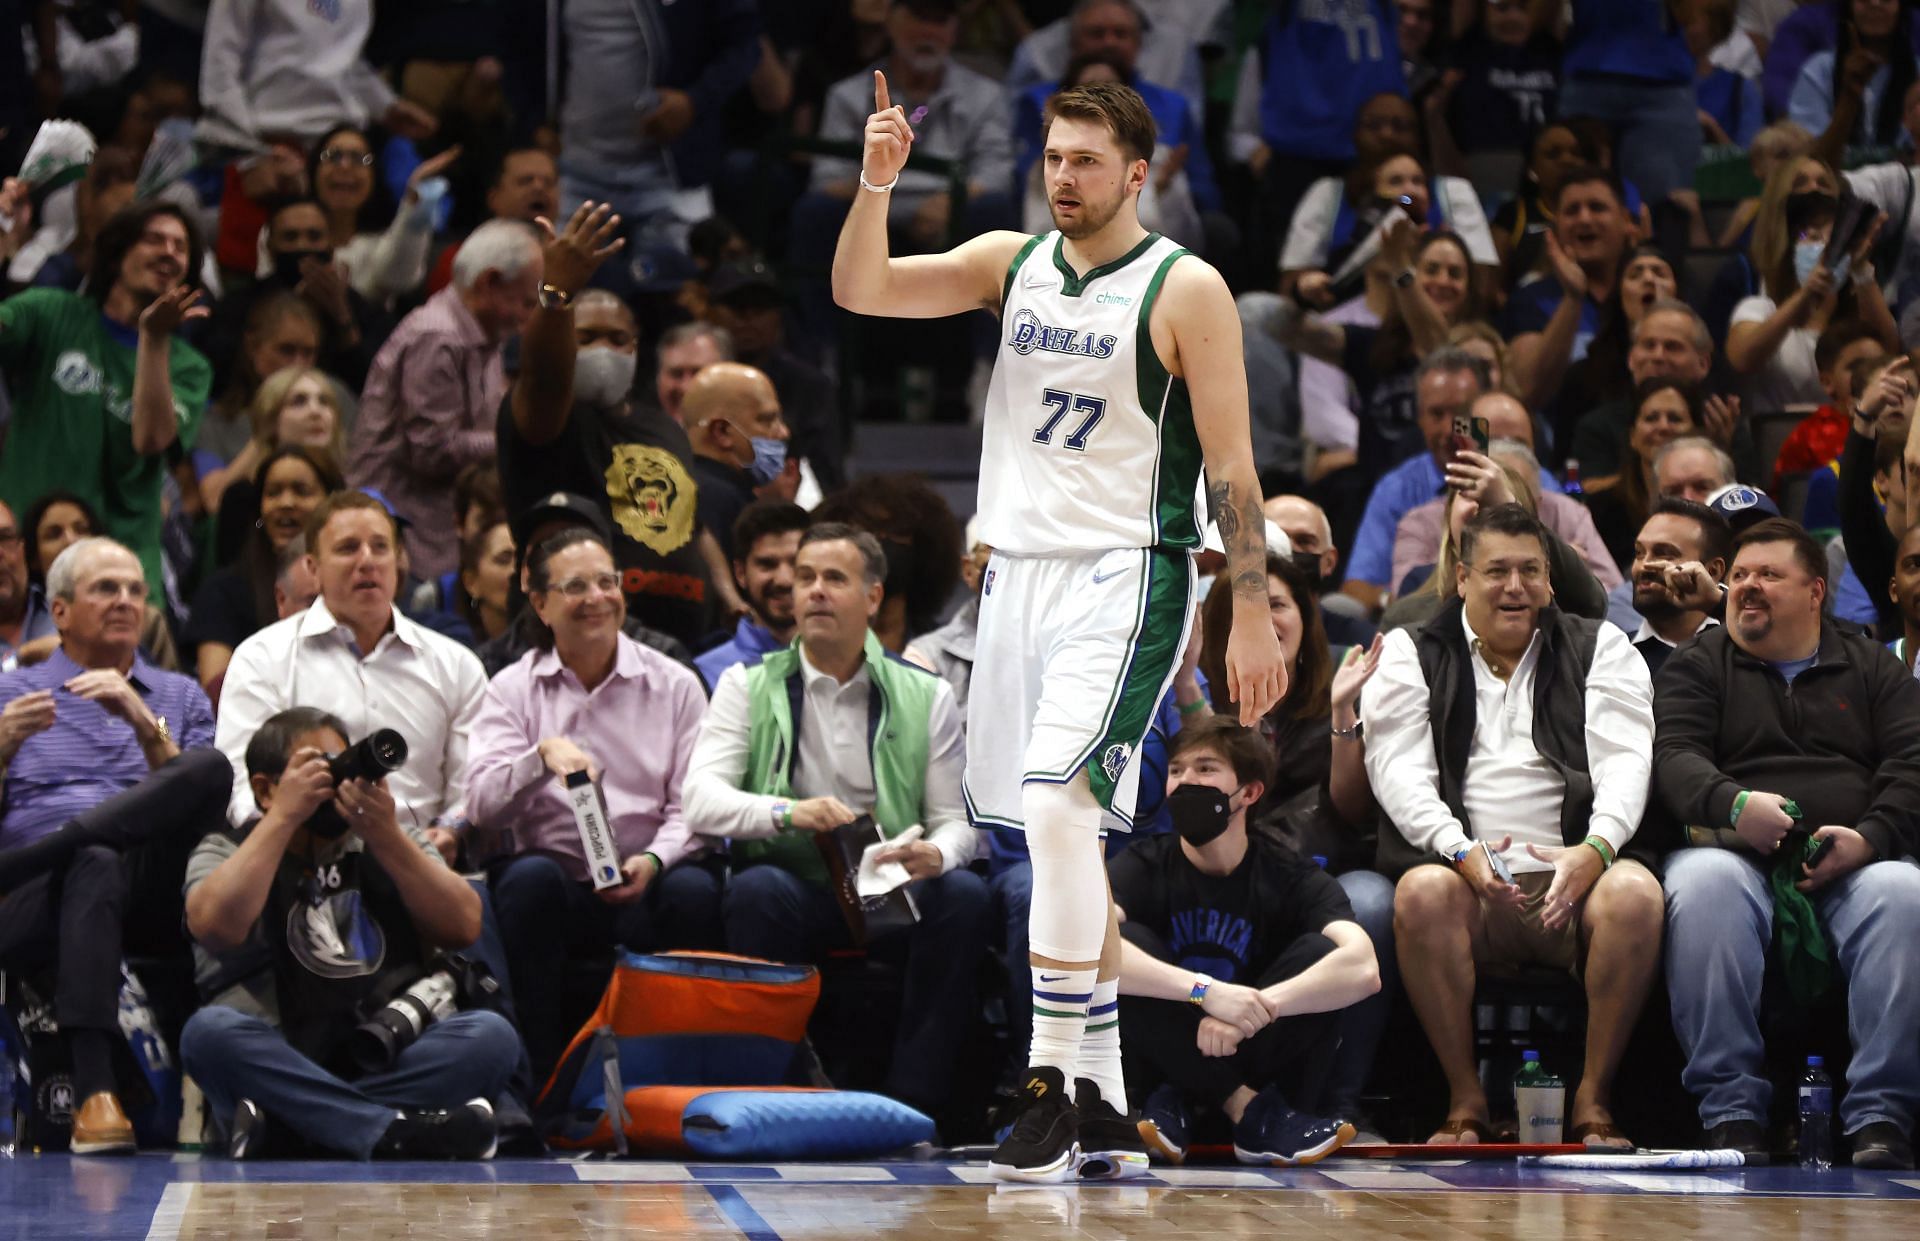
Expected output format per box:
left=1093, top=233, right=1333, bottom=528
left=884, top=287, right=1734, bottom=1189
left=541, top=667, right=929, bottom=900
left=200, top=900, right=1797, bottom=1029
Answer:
left=1028, top=963, right=1097, bottom=1094
left=1079, top=977, right=1125, bottom=1113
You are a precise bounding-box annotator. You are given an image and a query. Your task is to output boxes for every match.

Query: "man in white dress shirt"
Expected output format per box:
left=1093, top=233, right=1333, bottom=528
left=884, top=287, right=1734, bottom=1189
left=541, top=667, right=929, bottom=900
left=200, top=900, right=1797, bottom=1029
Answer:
left=1363, top=503, right=1663, bottom=1151
left=214, top=491, right=488, bottom=858
left=684, top=523, right=988, bottom=1124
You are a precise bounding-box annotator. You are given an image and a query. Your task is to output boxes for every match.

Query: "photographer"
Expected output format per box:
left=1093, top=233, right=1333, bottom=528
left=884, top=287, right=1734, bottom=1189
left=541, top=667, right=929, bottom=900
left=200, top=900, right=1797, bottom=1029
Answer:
left=180, top=707, right=517, bottom=1161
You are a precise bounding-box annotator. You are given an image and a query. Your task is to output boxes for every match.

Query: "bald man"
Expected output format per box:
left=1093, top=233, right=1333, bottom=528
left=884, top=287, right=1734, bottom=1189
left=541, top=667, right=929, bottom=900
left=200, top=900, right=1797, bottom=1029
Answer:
left=1264, top=494, right=1378, bottom=648
left=684, top=363, right=792, bottom=559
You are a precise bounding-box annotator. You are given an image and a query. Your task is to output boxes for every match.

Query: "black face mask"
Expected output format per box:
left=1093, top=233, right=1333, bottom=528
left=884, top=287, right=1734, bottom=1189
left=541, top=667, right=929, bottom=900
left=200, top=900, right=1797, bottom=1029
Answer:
left=273, top=248, right=331, bottom=286
left=1168, top=782, right=1238, bottom=848
left=1290, top=550, right=1325, bottom=593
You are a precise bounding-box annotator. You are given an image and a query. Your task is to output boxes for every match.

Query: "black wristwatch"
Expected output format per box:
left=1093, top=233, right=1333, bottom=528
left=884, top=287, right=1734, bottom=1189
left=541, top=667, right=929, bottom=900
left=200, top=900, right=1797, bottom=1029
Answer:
left=538, top=283, right=574, bottom=310
left=1394, top=268, right=1417, bottom=289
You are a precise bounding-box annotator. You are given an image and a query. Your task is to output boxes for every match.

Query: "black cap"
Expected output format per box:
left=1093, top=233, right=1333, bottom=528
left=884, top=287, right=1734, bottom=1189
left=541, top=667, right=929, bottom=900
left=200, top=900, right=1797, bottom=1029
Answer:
left=1707, top=484, right=1783, bottom=533
left=707, top=258, right=782, bottom=305
left=515, top=490, right=612, bottom=548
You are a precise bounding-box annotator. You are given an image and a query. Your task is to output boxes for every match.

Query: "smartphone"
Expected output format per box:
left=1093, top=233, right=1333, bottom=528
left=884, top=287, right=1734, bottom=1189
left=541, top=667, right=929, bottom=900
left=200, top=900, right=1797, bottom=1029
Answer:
left=1480, top=840, right=1516, bottom=886
left=1805, top=834, right=1834, bottom=870
left=1452, top=414, right=1491, bottom=457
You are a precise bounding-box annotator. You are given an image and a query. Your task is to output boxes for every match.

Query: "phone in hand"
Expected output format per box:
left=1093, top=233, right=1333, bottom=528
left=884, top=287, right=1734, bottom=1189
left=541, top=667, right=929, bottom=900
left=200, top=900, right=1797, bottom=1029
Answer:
left=1480, top=839, right=1516, bottom=886
left=1804, top=834, right=1835, bottom=870
left=1452, top=414, right=1491, bottom=458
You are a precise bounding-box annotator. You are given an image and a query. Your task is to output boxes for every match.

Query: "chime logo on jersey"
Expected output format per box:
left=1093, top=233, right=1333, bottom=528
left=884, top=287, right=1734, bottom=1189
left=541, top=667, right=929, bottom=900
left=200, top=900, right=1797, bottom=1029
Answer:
left=1008, top=307, right=1117, bottom=359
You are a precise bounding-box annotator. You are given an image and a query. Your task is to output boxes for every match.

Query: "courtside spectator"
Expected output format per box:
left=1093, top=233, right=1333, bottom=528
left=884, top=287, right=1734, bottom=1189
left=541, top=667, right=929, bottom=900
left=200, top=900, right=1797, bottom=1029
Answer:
left=1367, top=504, right=1661, bottom=1149
left=697, top=501, right=809, bottom=691
left=1655, top=517, right=1920, bottom=1169
left=684, top=363, right=791, bottom=561
left=1624, top=498, right=1732, bottom=677
left=467, top=529, right=720, bottom=1079
left=0, top=538, right=226, bottom=1154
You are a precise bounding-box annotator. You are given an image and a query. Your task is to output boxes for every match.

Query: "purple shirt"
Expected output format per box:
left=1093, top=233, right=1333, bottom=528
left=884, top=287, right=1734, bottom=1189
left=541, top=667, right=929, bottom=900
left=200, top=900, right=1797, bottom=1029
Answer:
left=0, top=646, right=216, bottom=848
left=347, top=285, right=505, bottom=580
left=464, top=635, right=708, bottom=882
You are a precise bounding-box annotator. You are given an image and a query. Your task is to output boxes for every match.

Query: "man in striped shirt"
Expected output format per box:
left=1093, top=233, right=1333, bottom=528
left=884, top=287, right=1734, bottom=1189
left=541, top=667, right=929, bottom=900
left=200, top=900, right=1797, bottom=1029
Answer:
left=0, top=537, right=229, bottom=1153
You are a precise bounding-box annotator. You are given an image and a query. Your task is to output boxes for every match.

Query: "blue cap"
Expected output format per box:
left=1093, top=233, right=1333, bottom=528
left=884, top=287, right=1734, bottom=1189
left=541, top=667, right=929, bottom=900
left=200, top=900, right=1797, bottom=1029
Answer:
left=1808, top=1055, right=1824, bottom=1067
left=356, top=487, right=411, bottom=528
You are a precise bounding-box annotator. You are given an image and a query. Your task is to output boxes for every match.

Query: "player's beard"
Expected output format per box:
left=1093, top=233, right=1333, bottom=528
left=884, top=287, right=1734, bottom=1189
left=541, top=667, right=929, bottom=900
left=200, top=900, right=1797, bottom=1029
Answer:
left=1051, top=187, right=1126, bottom=240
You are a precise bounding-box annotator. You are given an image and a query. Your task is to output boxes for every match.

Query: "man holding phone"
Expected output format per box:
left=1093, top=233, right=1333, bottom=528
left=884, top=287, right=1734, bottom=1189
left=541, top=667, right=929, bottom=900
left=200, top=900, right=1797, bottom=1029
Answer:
left=1654, top=518, right=1920, bottom=1169
left=683, top=524, right=990, bottom=1129
left=1364, top=503, right=1661, bottom=1150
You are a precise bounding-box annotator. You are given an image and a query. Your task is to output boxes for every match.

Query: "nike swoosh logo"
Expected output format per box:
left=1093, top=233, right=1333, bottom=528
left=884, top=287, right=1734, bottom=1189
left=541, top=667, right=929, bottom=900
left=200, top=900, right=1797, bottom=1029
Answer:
left=1091, top=569, right=1126, bottom=585
left=1039, top=974, right=1069, bottom=982
left=1023, top=275, right=1055, bottom=290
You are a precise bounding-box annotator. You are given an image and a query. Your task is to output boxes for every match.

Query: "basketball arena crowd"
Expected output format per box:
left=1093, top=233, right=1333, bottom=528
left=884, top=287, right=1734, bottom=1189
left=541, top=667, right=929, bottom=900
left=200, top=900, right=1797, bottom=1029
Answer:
left=1, top=0, right=1919, bottom=1177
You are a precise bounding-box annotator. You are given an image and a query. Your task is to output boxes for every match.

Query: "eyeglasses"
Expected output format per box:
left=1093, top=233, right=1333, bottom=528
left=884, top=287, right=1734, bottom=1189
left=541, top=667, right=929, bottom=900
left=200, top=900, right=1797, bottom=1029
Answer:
left=547, top=573, right=622, bottom=600
left=318, top=148, right=374, bottom=168
left=1471, top=563, right=1548, bottom=586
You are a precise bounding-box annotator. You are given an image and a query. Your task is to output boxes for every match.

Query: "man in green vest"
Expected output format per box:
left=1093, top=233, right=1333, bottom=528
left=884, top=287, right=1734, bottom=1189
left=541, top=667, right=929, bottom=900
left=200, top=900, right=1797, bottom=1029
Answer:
left=0, top=200, right=211, bottom=601
left=685, top=522, right=990, bottom=1128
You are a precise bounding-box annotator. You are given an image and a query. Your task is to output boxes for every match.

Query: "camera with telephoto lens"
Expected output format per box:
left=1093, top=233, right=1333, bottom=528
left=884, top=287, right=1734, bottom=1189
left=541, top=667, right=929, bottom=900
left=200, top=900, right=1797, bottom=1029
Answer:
left=306, top=729, right=409, bottom=839
left=348, top=953, right=498, bottom=1073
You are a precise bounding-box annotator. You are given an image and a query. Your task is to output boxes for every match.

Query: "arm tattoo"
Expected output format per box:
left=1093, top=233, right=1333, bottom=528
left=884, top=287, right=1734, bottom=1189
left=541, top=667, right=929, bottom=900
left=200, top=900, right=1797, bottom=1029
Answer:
left=1207, top=480, right=1267, bottom=600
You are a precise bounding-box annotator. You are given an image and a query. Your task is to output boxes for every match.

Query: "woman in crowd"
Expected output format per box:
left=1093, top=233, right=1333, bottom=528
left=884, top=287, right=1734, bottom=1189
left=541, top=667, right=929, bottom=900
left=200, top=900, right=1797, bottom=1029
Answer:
left=183, top=446, right=344, bottom=695
left=1284, top=148, right=1496, bottom=308
left=454, top=519, right=516, bottom=648
left=1558, top=243, right=1683, bottom=430
left=1446, top=320, right=1525, bottom=404
left=197, top=293, right=325, bottom=480
left=1585, top=378, right=1704, bottom=574
left=307, top=123, right=460, bottom=307
left=1728, top=155, right=1896, bottom=413
left=1491, top=123, right=1592, bottom=278
left=1275, top=226, right=1478, bottom=476
left=1792, top=0, right=1919, bottom=164
left=209, top=365, right=349, bottom=563
left=1196, top=550, right=1393, bottom=1138
left=19, top=491, right=180, bottom=670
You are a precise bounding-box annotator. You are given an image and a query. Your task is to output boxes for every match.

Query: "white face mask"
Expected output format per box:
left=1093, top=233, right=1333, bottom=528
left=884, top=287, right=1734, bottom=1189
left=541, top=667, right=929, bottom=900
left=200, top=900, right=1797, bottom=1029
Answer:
left=573, top=347, right=637, bottom=409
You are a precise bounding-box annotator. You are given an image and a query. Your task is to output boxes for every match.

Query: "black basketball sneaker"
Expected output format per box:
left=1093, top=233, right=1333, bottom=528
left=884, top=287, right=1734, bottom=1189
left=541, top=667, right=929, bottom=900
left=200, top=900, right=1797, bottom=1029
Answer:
left=1074, top=1077, right=1150, bottom=1180
left=987, top=1066, right=1080, bottom=1183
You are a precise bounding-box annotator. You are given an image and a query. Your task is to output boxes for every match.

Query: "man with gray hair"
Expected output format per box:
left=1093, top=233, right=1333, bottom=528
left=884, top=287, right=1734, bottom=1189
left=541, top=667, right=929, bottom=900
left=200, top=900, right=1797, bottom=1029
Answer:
left=349, top=219, right=545, bottom=579
left=683, top=521, right=988, bottom=1125
left=1567, top=298, right=1746, bottom=479
left=0, top=537, right=228, bottom=1153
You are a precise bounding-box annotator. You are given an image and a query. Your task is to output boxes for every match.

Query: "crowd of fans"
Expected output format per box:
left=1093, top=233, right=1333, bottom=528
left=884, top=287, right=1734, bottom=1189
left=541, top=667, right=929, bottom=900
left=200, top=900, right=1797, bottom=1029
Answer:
left=1, top=0, right=1918, bottom=1174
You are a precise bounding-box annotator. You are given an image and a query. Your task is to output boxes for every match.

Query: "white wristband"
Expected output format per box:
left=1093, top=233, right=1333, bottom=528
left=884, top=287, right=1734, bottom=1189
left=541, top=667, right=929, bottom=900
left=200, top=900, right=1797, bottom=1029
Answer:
left=859, top=172, right=899, bottom=193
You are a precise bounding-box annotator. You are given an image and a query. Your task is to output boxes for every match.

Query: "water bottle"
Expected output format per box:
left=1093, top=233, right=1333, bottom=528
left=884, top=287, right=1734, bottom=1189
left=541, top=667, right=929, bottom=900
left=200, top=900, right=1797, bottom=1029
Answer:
left=1514, top=1050, right=1565, bottom=1144
left=0, top=1031, right=16, bottom=1157
left=1563, top=459, right=1585, bottom=499
left=1799, top=1056, right=1833, bottom=1170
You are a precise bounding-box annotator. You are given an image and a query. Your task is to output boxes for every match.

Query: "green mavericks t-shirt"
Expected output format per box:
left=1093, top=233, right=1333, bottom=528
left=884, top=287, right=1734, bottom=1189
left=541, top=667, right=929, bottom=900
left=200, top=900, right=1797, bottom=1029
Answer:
left=0, top=288, right=209, bottom=596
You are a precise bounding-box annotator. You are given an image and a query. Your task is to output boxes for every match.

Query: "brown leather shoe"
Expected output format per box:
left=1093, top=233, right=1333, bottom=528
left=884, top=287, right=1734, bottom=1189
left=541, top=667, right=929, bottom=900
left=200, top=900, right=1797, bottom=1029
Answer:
left=70, top=1092, right=136, bottom=1154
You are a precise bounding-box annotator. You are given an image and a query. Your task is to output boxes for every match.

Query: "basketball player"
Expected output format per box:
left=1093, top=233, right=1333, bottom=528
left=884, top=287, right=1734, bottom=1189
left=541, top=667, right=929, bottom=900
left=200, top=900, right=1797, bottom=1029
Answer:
left=832, top=75, right=1284, bottom=1181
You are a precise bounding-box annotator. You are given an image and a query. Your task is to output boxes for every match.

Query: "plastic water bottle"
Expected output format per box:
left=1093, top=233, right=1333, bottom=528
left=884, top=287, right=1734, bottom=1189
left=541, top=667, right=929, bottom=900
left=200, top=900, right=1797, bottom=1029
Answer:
left=1514, top=1050, right=1565, bottom=1144
left=1799, top=1056, right=1833, bottom=1170
left=0, top=1032, right=16, bottom=1157
left=1563, top=459, right=1585, bottom=499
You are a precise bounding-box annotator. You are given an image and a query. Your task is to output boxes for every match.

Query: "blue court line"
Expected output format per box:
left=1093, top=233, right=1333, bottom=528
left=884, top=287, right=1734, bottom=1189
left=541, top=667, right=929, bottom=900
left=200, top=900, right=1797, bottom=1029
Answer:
left=706, top=1183, right=784, bottom=1241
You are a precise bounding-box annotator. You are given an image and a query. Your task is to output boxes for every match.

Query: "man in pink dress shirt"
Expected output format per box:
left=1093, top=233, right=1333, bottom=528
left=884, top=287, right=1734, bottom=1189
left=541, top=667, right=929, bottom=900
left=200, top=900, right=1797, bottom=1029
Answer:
left=349, top=220, right=543, bottom=580
left=464, top=526, right=719, bottom=1079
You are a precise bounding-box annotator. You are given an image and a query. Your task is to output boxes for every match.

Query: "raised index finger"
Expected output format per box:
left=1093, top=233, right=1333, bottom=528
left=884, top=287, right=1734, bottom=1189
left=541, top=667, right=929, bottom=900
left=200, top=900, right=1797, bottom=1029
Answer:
left=875, top=70, right=892, bottom=116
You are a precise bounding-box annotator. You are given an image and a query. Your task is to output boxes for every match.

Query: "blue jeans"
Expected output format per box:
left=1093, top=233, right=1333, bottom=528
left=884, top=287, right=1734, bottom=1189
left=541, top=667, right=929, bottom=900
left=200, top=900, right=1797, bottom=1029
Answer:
left=724, top=863, right=992, bottom=1111
left=181, top=1005, right=522, bottom=1159
left=1558, top=77, right=1699, bottom=205
left=559, top=156, right=710, bottom=294
left=1328, top=869, right=1398, bottom=1119
left=490, top=853, right=725, bottom=1080
left=990, top=860, right=1035, bottom=1063
left=1664, top=849, right=1920, bottom=1135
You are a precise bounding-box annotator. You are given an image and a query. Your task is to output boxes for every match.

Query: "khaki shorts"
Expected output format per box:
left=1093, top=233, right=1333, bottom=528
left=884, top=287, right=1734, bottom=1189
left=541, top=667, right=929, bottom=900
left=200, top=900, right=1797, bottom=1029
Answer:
left=1474, top=870, right=1585, bottom=977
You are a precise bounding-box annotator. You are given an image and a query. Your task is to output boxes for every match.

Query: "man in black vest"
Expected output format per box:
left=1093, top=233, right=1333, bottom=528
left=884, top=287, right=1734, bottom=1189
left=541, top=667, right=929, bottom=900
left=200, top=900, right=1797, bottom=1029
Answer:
left=180, top=708, right=520, bottom=1160
left=1364, top=504, right=1663, bottom=1149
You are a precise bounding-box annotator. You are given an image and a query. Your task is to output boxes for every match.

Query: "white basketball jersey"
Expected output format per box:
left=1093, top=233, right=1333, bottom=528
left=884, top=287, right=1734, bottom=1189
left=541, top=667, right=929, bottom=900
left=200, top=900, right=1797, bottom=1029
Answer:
left=975, top=231, right=1203, bottom=556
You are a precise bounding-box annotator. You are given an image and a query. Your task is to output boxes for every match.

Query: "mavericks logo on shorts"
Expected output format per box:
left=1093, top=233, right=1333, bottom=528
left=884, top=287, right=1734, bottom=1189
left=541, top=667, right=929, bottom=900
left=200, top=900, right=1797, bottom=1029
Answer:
left=983, top=568, right=995, bottom=596
left=1008, top=308, right=1117, bottom=359
left=1100, top=743, right=1132, bottom=783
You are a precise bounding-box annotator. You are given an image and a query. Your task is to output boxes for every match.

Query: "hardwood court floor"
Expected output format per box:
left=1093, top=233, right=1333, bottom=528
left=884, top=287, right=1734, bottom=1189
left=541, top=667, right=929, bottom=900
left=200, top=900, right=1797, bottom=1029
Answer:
left=7, top=1156, right=1919, bottom=1240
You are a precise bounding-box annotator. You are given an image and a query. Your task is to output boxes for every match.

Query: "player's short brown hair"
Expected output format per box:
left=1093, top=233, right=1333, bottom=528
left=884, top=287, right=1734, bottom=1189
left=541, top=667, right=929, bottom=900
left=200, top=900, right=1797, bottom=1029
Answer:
left=1042, top=80, right=1158, bottom=166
